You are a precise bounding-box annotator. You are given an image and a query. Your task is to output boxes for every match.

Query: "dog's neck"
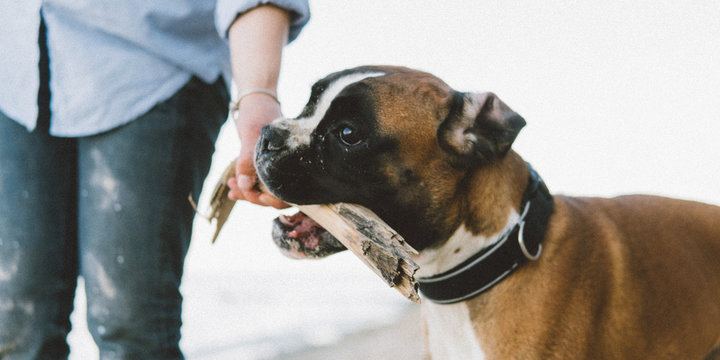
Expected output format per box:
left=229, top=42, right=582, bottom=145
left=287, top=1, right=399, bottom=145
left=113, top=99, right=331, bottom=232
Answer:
left=462, top=152, right=529, bottom=237
left=414, top=209, right=521, bottom=277
left=415, top=152, right=529, bottom=277
left=413, top=154, right=555, bottom=304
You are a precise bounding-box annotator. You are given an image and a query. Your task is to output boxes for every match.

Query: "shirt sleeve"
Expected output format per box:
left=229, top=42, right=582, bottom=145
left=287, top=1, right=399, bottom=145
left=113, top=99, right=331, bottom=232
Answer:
left=215, top=0, right=310, bottom=43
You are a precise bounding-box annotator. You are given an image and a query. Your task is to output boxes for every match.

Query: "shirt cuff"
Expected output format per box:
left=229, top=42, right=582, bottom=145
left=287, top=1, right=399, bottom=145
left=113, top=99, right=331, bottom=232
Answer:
left=215, top=0, right=310, bottom=43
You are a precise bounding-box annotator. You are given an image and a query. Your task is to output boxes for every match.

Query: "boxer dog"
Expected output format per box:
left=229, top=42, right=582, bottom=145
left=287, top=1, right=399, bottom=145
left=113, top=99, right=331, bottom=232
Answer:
left=255, top=66, right=720, bottom=359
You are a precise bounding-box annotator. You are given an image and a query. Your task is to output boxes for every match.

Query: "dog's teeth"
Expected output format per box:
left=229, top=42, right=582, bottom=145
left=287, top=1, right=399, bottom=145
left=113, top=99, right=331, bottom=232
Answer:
left=279, top=215, right=294, bottom=227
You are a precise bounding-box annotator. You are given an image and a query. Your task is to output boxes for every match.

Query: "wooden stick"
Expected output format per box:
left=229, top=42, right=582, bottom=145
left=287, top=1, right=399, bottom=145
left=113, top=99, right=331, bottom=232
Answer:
left=296, top=203, right=420, bottom=303
left=204, top=160, right=239, bottom=244
left=201, top=160, right=420, bottom=303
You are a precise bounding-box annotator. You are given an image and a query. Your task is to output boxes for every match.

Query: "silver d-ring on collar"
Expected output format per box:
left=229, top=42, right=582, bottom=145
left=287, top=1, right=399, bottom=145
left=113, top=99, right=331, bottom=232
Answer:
left=518, top=220, right=542, bottom=261
left=517, top=201, right=542, bottom=261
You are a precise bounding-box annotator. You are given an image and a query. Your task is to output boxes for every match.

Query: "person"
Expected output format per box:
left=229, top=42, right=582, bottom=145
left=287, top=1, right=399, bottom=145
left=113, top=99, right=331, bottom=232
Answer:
left=0, top=0, right=307, bottom=358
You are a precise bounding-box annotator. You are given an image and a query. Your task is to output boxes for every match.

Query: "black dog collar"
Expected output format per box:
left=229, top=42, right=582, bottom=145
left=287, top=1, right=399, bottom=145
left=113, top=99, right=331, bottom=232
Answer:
left=417, top=163, right=554, bottom=304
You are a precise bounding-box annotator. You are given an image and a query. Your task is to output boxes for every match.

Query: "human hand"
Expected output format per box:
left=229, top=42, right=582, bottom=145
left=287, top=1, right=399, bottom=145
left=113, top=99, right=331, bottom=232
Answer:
left=227, top=94, right=290, bottom=209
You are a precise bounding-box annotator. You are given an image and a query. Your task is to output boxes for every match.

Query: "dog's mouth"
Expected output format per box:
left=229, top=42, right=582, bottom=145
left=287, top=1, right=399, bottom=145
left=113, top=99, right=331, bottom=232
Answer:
left=272, top=211, right=346, bottom=259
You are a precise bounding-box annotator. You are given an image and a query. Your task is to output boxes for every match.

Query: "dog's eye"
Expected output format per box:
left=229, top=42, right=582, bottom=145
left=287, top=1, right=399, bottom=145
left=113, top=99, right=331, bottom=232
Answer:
left=338, top=126, right=364, bottom=146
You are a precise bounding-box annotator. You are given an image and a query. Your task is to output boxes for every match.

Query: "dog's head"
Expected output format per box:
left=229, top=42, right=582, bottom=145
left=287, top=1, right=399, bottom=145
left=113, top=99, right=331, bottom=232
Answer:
left=256, top=66, right=525, bottom=257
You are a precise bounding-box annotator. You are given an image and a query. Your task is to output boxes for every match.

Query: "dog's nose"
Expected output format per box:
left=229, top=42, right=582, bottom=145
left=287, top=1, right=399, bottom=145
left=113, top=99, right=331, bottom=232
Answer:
left=260, top=126, right=289, bottom=153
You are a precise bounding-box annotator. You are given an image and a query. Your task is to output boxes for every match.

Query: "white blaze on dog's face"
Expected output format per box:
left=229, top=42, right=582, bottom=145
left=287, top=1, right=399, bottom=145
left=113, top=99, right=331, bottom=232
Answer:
left=255, top=66, right=525, bottom=252
left=272, top=71, right=385, bottom=151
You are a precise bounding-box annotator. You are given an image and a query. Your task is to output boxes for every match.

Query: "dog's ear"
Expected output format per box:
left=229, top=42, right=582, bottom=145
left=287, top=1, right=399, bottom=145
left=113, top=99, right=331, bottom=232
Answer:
left=438, top=92, right=526, bottom=167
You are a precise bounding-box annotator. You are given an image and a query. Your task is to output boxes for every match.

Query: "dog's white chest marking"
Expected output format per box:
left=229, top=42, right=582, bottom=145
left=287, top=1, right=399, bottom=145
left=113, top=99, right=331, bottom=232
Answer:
left=272, top=71, right=385, bottom=150
left=415, top=208, right=519, bottom=359
left=423, top=301, right=486, bottom=360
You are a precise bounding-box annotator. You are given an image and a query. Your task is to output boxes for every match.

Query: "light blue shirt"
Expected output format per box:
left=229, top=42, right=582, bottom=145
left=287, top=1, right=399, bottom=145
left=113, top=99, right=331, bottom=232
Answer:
left=0, top=0, right=309, bottom=137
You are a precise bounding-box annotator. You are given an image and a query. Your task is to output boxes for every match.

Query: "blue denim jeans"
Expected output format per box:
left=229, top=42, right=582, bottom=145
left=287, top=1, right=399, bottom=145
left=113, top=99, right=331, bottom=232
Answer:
left=0, top=76, right=228, bottom=359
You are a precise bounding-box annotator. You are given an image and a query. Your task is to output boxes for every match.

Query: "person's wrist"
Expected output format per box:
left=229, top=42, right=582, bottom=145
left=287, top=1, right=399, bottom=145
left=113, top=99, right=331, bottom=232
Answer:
left=230, top=88, right=280, bottom=120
